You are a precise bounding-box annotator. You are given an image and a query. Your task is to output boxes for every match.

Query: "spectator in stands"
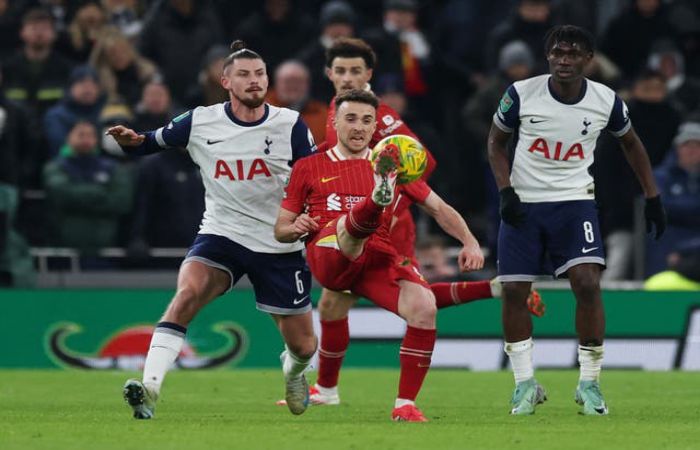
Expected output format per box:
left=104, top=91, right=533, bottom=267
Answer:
left=415, top=236, right=457, bottom=282
left=596, top=70, right=680, bottom=280
left=138, top=0, right=223, bottom=104
left=600, top=0, right=675, bottom=82
left=236, top=0, right=315, bottom=75
left=297, top=0, right=356, bottom=104
left=266, top=60, right=327, bottom=143
left=61, top=2, right=106, bottom=62
left=363, top=0, right=433, bottom=121
left=102, top=0, right=143, bottom=40
left=0, top=0, right=25, bottom=61
left=2, top=8, right=73, bottom=123
left=645, top=238, right=700, bottom=290
left=646, top=121, right=700, bottom=275
left=43, top=120, right=132, bottom=252
left=133, top=81, right=175, bottom=132
left=484, top=0, right=554, bottom=75
left=462, top=41, right=534, bottom=155
left=183, top=45, right=228, bottom=109
left=647, top=39, right=700, bottom=118
left=98, top=101, right=134, bottom=157
left=43, top=65, right=105, bottom=156
left=90, top=27, right=158, bottom=107
left=128, top=147, right=204, bottom=257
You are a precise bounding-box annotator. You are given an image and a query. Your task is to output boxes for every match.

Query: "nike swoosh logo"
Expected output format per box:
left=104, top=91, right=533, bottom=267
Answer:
left=321, top=176, right=340, bottom=183
left=530, top=118, right=546, bottom=123
left=581, top=247, right=599, bottom=254
left=207, top=139, right=224, bottom=145
left=293, top=295, right=309, bottom=305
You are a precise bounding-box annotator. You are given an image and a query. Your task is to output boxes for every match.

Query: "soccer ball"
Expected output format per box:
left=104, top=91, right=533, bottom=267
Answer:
left=371, top=135, right=427, bottom=184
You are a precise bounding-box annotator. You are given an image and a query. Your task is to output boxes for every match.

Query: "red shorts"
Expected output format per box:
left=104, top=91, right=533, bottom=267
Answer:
left=306, top=220, right=429, bottom=314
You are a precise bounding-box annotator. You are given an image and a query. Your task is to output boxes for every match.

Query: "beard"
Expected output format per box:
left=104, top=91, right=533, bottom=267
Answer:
left=233, top=90, right=266, bottom=108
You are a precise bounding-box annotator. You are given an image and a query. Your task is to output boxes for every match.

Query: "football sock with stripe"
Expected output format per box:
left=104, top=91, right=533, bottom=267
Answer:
left=142, top=321, right=186, bottom=394
left=316, top=318, right=350, bottom=388
left=397, top=326, right=436, bottom=401
left=578, top=344, right=604, bottom=381
left=430, top=281, right=493, bottom=308
left=504, top=337, right=534, bottom=384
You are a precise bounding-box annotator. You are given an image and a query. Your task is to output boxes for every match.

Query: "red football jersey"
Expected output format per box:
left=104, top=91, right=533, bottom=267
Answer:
left=281, top=147, right=431, bottom=245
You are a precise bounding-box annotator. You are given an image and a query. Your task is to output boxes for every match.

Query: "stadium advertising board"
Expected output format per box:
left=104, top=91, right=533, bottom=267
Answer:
left=1, top=289, right=699, bottom=370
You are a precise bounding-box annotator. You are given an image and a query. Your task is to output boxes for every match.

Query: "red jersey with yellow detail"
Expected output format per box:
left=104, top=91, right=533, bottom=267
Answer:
left=281, top=146, right=431, bottom=249
left=325, top=96, right=436, bottom=260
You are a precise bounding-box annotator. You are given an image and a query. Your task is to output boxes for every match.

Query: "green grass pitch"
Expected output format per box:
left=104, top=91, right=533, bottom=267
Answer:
left=1, top=370, right=698, bottom=450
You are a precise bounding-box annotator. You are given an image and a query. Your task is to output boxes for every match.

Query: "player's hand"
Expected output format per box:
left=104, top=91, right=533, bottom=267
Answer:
left=458, top=239, right=484, bottom=272
left=644, top=195, right=666, bottom=240
left=105, top=125, right=145, bottom=146
left=499, top=187, right=526, bottom=227
left=292, top=214, right=320, bottom=236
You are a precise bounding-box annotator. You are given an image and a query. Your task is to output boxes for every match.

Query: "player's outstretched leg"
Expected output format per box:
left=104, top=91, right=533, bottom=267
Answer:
left=275, top=312, right=317, bottom=415
left=430, top=280, right=546, bottom=317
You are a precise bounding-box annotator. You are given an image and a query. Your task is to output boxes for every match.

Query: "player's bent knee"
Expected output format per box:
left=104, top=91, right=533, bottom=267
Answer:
left=502, top=283, right=530, bottom=305
left=287, top=336, right=317, bottom=359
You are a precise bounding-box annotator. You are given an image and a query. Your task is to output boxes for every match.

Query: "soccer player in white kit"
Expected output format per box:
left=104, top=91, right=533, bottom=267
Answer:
left=107, top=41, right=317, bottom=418
left=488, top=26, right=667, bottom=415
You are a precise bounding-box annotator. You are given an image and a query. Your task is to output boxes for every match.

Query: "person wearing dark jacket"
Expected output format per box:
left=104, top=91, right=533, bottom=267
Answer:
left=43, top=65, right=105, bottom=156
left=646, top=122, right=700, bottom=276
left=43, top=120, right=132, bottom=253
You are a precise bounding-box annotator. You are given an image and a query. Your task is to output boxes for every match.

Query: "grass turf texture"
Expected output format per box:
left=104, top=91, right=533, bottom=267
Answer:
left=1, top=370, right=698, bottom=450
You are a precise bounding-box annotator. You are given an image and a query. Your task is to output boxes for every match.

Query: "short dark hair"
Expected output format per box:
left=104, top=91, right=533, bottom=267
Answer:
left=334, top=89, right=379, bottom=111
left=223, top=40, right=263, bottom=71
left=22, top=8, right=54, bottom=26
left=325, top=37, right=376, bottom=69
left=544, top=25, right=595, bottom=55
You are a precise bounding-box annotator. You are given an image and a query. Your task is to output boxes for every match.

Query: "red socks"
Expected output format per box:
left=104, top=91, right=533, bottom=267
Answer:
left=398, top=326, right=436, bottom=401
left=430, top=280, right=493, bottom=309
left=346, top=196, right=383, bottom=239
left=316, top=318, right=350, bottom=388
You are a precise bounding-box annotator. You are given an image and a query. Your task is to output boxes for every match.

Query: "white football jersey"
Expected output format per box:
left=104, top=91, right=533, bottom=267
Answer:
left=493, top=75, right=631, bottom=202
left=143, top=102, right=315, bottom=253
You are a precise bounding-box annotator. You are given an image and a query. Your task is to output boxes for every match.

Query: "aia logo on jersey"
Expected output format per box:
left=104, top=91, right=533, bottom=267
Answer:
left=214, top=159, right=271, bottom=180
left=528, top=138, right=584, bottom=161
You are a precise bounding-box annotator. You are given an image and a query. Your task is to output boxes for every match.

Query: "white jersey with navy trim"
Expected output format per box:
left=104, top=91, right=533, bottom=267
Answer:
left=141, top=102, right=315, bottom=253
left=493, top=75, right=631, bottom=202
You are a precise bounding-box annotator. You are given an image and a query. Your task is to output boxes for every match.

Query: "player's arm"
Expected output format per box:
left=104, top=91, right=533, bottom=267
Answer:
left=290, top=115, right=317, bottom=164
left=608, top=95, right=666, bottom=239
left=274, top=208, right=320, bottom=243
left=417, top=190, right=484, bottom=272
left=105, top=110, right=193, bottom=156
left=617, top=128, right=666, bottom=239
left=488, top=85, right=525, bottom=227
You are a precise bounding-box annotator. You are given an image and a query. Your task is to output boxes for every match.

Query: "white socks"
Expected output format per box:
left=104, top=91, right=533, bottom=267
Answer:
left=394, top=398, right=415, bottom=408
left=283, top=345, right=312, bottom=379
left=504, top=338, right=534, bottom=385
left=142, top=322, right=186, bottom=395
left=578, top=344, right=604, bottom=382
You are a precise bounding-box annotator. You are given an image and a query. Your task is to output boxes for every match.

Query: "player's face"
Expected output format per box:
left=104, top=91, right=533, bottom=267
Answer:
left=222, top=58, right=268, bottom=108
left=547, top=41, right=592, bottom=83
left=334, top=101, right=376, bottom=154
left=326, top=57, right=372, bottom=95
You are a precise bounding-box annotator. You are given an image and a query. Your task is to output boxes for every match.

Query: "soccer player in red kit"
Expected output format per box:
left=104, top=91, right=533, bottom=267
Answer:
left=275, top=90, right=485, bottom=421
left=282, top=38, right=543, bottom=408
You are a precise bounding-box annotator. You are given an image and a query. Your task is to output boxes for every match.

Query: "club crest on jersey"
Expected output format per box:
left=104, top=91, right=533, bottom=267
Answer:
left=581, top=118, right=591, bottom=135
left=214, top=159, right=271, bottom=180
left=264, top=136, right=272, bottom=154
left=528, top=138, right=584, bottom=161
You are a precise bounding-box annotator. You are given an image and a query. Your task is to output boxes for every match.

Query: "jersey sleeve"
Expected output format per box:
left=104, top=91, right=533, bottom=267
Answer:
left=400, top=180, right=432, bottom=204
left=123, top=110, right=193, bottom=156
left=606, top=95, right=632, bottom=137
left=492, top=84, right=520, bottom=133
left=290, top=116, right=316, bottom=164
left=281, top=159, right=309, bottom=214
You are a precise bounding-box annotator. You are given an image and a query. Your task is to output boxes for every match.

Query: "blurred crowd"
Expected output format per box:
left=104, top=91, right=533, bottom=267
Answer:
left=0, top=0, right=698, bottom=286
